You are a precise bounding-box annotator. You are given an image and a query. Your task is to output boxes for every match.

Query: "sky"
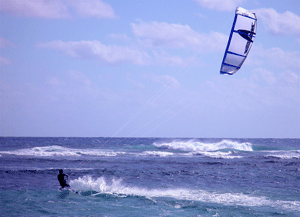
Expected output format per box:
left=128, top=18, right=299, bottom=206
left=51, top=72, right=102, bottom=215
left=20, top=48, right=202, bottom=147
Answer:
left=0, top=0, right=299, bottom=138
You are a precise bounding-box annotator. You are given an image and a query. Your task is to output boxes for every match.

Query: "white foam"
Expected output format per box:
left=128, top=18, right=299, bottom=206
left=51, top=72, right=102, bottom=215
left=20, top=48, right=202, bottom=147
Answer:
left=200, top=151, right=243, bottom=159
left=70, top=176, right=300, bottom=211
left=139, top=151, right=174, bottom=157
left=0, top=145, right=125, bottom=157
left=266, top=150, right=300, bottom=159
left=154, top=140, right=253, bottom=152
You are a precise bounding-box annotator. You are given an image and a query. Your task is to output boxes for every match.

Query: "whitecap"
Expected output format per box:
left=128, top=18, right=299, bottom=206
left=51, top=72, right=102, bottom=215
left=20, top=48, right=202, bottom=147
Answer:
left=0, top=145, right=125, bottom=157
left=199, top=151, right=243, bottom=159
left=139, top=151, right=174, bottom=157
left=154, top=139, right=253, bottom=152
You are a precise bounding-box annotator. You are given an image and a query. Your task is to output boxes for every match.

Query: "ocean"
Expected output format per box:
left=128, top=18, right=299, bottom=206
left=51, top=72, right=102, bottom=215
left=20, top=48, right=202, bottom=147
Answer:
left=0, top=137, right=299, bottom=216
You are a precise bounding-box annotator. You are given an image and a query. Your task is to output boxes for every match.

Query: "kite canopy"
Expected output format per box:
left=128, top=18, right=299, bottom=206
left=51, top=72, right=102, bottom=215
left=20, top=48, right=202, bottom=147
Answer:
left=220, top=7, right=257, bottom=75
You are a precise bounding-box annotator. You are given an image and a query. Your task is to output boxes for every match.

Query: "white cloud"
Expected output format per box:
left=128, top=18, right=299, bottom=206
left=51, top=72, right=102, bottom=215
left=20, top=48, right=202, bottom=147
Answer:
left=0, top=0, right=70, bottom=19
left=37, top=39, right=190, bottom=66
left=254, top=8, right=300, bottom=36
left=66, top=0, right=116, bottom=19
left=253, top=68, right=276, bottom=85
left=37, top=40, right=151, bottom=65
left=251, top=45, right=300, bottom=71
left=35, top=20, right=229, bottom=67
left=152, top=51, right=186, bottom=66
left=194, top=0, right=243, bottom=11
left=279, top=71, right=299, bottom=84
left=0, top=0, right=116, bottom=19
left=131, top=21, right=227, bottom=52
left=37, top=19, right=230, bottom=66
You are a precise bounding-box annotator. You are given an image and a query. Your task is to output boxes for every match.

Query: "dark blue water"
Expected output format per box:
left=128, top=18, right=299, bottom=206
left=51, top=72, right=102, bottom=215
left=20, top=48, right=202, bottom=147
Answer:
left=1, top=137, right=299, bottom=216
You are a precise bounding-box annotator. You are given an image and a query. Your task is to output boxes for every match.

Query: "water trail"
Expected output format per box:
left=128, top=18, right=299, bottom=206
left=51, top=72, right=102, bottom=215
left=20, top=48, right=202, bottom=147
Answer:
left=70, top=175, right=300, bottom=212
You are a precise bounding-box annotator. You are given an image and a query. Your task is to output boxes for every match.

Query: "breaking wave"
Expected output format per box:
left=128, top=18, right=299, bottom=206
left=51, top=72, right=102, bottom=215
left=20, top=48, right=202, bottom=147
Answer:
left=70, top=176, right=300, bottom=211
left=0, top=140, right=252, bottom=159
left=153, top=139, right=253, bottom=152
left=0, top=145, right=125, bottom=157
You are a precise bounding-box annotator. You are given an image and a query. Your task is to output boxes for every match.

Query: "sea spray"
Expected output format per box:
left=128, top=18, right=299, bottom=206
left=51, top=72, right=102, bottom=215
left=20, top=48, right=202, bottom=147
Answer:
left=70, top=176, right=124, bottom=193
left=70, top=176, right=300, bottom=211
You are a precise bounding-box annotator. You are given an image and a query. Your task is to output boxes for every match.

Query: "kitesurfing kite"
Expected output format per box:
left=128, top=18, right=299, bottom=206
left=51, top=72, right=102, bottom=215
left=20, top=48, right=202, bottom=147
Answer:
left=220, top=7, right=257, bottom=75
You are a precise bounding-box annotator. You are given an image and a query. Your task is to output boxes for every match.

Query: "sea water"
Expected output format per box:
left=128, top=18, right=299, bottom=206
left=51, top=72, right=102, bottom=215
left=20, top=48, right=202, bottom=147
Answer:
left=0, top=137, right=299, bottom=216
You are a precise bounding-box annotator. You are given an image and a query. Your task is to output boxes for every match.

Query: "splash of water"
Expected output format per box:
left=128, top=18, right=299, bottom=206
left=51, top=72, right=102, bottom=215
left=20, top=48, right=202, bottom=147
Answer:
left=70, top=176, right=300, bottom=211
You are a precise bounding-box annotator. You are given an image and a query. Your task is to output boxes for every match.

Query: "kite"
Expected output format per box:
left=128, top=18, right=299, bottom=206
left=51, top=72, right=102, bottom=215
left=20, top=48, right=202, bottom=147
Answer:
left=220, top=7, right=257, bottom=75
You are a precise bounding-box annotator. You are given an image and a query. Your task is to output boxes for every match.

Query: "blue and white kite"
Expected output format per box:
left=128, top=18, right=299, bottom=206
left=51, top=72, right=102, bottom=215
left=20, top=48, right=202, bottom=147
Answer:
left=220, top=7, right=257, bottom=75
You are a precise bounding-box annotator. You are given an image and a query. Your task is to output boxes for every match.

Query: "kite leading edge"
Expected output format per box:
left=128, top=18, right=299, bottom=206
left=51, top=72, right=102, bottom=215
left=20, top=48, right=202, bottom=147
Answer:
left=220, top=7, right=257, bottom=75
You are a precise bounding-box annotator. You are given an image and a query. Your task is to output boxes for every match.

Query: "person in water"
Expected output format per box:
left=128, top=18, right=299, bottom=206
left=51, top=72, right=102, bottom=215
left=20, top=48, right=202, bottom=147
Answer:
left=58, top=169, right=70, bottom=188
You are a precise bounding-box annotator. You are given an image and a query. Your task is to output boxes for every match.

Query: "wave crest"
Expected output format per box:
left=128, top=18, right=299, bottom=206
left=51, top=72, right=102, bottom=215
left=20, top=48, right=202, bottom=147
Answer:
left=154, top=140, right=253, bottom=152
left=0, top=145, right=125, bottom=157
left=265, top=150, right=300, bottom=159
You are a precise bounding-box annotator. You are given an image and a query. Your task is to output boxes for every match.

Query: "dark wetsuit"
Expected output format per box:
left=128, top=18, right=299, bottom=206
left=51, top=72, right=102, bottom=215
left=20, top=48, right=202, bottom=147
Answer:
left=58, top=173, right=70, bottom=188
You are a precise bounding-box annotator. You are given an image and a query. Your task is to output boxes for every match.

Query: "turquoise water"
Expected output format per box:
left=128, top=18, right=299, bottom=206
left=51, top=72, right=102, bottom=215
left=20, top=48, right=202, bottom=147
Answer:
left=1, top=137, right=300, bottom=216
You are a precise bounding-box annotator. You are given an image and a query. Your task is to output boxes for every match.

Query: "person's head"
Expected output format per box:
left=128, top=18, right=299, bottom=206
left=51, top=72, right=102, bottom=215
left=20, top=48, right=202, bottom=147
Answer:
left=59, top=169, right=63, bottom=174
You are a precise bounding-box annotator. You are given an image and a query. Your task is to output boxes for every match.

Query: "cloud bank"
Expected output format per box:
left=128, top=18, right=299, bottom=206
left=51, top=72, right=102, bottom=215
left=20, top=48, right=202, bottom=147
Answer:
left=255, top=8, right=300, bottom=36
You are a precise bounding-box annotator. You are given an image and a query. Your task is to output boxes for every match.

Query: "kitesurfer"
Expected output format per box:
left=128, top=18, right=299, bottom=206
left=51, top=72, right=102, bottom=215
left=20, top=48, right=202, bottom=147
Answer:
left=58, top=169, right=70, bottom=188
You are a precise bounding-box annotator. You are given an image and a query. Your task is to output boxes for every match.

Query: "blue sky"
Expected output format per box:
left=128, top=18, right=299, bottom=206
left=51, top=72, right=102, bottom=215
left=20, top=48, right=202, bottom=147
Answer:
left=1, top=0, right=299, bottom=138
